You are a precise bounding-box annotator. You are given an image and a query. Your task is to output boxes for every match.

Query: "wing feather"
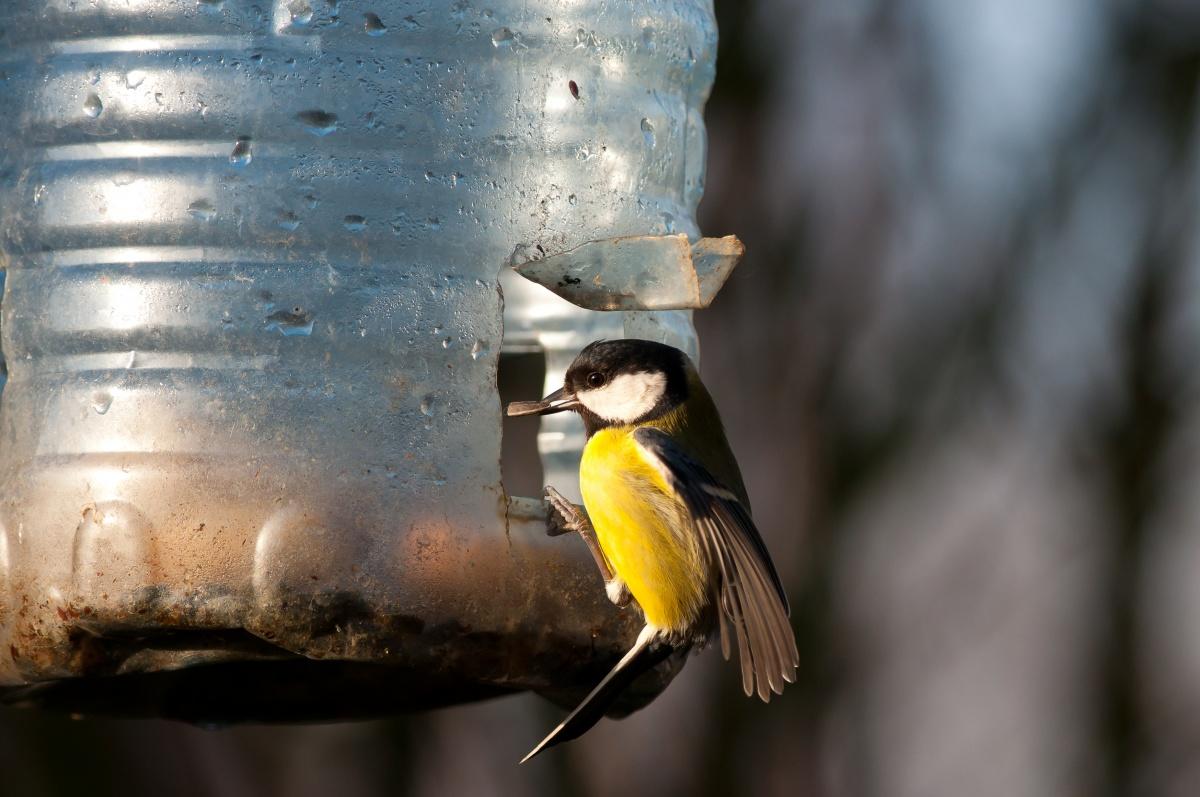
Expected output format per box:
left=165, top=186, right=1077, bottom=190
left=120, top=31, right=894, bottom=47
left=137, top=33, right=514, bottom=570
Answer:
left=726, top=519, right=796, bottom=692
left=633, top=427, right=798, bottom=701
left=696, top=514, right=733, bottom=661
left=706, top=515, right=753, bottom=695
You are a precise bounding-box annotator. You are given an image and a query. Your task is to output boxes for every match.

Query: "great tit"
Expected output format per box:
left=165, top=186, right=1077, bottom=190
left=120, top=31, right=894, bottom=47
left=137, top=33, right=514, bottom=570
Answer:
left=507, top=338, right=798, bottom=762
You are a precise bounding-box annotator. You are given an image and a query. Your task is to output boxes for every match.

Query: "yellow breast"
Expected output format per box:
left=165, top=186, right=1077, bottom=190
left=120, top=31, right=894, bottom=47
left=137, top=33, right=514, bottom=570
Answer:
left=579, top=428, right=708, bottom=632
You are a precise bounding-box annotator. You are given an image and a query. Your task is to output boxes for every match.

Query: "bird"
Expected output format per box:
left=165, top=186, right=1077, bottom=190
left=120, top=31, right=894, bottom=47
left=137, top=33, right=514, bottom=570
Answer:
left=506, top=338, right=798, bottom=762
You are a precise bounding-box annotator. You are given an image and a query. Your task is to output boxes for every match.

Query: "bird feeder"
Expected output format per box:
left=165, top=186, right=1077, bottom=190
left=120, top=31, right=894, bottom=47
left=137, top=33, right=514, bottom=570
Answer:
left=0, top=0, right=736, bottom=722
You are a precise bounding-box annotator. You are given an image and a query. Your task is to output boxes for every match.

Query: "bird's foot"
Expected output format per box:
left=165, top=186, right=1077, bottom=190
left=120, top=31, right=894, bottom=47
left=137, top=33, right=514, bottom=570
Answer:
left=544, top=485, right=630, bottom=606
left=544, top=485, right=591, bottom=537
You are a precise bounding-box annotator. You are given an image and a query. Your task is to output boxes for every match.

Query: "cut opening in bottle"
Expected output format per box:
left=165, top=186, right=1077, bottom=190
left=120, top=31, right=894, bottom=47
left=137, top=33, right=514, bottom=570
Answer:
left=499, top=346, right=546, bottom=500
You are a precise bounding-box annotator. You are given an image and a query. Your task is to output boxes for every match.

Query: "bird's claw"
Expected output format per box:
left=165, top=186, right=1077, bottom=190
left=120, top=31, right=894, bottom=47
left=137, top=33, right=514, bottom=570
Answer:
left=544, top=485, right=590, bottom=537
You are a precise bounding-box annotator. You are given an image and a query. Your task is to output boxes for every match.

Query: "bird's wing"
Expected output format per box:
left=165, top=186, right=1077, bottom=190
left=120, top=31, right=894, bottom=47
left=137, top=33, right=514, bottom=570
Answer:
left=632, top=427, right=798, bottom=701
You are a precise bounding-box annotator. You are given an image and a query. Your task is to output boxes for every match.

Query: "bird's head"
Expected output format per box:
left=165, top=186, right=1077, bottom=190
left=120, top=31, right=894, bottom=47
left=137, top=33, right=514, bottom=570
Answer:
left=506, top=339, right=691, bottom=432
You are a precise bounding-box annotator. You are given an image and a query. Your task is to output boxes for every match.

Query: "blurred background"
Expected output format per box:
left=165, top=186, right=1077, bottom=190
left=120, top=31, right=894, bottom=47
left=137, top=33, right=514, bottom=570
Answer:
left=5, top=0, right=1200, bottom=794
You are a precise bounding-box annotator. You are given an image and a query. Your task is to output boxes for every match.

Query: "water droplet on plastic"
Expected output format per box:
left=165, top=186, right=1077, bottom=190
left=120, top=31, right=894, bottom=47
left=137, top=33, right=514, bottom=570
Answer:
left=470, top=340, right=489, bottom=360
left=276, top=211, right=300, bottom=231
left=507, top=242, right=541, bottom=267
left=264, top=307, right=314, bottom=336
left=125, top=70, right=146, bottom=89
left=297, top=109, right=338, bottom=135
left=82, top=93, right=103, bottom=118
left=425, top=217, right=441, bottom=230
left=574, top=28, right=597, bottom=49
left=491, top=27, right=517, bottom=48
left=441, top=337, right=452, bottom=349
left=304, top=193, right=319, bottom=209
left=343, top=215, right=367, bottom=232
left=188, top=199, right=216, bottom=221
left=289, top=0, right=314, bottom=26
left=364, top=12, right=387, bottom=35
left=568, top=193, right=578, bottom=206
left=90, top=391, right=113, bottom=415
left=640, top=118, right=656, bottom=148
left=641, top=26, right=656, bottom=51
left=198, top=0, right=225, bottom=13
left=87, top=68, right=101, bottom=86
left=420, top=397, right=436, bottom=416
left=229, top=137, right=252, bottom=166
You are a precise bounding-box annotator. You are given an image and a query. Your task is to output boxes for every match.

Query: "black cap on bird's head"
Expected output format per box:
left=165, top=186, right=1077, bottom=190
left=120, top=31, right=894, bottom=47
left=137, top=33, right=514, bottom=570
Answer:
left=506, top=339, right=691, bottom=432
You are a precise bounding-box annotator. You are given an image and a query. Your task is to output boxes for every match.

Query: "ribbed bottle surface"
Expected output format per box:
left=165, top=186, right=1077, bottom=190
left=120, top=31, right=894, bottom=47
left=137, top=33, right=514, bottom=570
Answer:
left=0, top=0, right=713, bottom=707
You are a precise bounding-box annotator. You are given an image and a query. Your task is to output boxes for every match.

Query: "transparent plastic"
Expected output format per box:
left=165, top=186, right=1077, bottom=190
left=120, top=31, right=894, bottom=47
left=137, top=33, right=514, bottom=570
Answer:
left=0, top=0, right=715, bottom=718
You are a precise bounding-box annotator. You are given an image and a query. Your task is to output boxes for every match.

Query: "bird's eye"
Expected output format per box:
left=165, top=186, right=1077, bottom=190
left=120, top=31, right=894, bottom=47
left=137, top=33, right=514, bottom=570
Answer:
left=587, top=372, right=606, bottom=388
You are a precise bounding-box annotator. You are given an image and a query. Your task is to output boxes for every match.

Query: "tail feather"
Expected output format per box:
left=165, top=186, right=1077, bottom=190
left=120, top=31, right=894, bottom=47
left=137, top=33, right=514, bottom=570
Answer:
left=521, top=625, right=675, bottom=763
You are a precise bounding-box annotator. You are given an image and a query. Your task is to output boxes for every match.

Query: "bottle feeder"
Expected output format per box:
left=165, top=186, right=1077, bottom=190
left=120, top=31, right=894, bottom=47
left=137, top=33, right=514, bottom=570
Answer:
left=0, top=0, right=736, bottom=722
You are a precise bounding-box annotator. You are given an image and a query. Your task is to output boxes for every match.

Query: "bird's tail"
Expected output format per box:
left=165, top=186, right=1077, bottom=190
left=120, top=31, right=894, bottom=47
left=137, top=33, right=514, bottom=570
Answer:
left=521, top=625, right=675, bottom=763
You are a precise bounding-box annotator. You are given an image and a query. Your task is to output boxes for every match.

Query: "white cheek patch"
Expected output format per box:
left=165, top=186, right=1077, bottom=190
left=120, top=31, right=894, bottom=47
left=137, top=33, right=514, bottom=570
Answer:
left=577, top=371, right=667, bottom=423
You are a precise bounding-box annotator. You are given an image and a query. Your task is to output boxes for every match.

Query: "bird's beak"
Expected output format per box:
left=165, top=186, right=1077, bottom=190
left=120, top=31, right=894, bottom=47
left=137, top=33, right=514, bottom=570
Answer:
left=506, top=386, right=580, bottom=417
